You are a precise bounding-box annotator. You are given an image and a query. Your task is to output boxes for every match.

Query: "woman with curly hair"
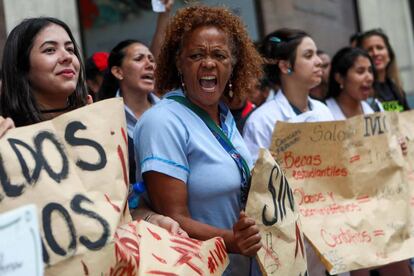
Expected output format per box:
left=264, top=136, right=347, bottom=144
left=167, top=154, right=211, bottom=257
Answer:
left=134, top=5, right=263, bottom=275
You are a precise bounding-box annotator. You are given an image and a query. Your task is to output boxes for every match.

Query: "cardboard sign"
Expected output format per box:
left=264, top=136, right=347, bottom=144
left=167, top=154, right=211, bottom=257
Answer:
left=246, top=149, right=307, bottom=275
left=0, top=204, right=43, bottom=276
left=0, top=99, right=230, bottom=275
left=137, top=219, right=229, bottom=275
left=270, top=112, right=414, bottom=274
left=0, top=98, right=131, bottom=272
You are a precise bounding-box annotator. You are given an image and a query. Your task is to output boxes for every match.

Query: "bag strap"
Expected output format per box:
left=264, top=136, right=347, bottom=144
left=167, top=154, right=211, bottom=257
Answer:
left=168, top=95, right=251, bottom=206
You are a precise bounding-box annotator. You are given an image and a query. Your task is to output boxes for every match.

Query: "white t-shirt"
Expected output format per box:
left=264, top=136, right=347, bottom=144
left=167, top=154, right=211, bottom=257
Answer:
left=243, top=90, right=334, bottom=161
left=325, top=97, right=375, bottom=120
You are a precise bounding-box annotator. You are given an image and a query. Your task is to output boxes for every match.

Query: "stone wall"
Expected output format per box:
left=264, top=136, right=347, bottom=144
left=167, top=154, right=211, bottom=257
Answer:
left=258, top=0, right=359, bottom=56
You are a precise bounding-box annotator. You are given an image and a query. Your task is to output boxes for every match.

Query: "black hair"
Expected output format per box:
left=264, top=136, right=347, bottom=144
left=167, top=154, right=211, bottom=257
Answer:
left=85, top=57, right=101, bottom=81
left=327, top=47, right=375, bottom=99
left=0, top=17, right=87, bottom=127
left=98, top=39, right=145, bottom=100
left=260, top=28, right=309, bottom=85
left=349, top=32, right=362, bottom=45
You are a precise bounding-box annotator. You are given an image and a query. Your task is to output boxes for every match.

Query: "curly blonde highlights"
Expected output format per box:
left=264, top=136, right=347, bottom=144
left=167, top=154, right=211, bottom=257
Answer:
left=155, top=5, right=263, bottom=99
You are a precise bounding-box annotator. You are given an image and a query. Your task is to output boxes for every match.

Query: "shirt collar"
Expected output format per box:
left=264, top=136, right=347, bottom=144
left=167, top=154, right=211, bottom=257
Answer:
left=275, top=89, right=314, bottom=118
left=116, top=89, right=160, bottom=137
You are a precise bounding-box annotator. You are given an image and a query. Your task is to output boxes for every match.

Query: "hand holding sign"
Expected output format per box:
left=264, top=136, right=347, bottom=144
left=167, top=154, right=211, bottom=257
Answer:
left=233, top=211, right=262, bottom=257
left=0, top=116, right=14, bottom=139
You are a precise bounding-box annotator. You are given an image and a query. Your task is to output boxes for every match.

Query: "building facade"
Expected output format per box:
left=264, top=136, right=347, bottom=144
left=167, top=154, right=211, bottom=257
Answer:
left=1, top=0, right=414, bottom=104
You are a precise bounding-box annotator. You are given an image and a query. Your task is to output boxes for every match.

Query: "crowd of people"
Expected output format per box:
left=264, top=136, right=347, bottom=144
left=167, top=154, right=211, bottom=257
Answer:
left=0, top=1, right=412, bottom=275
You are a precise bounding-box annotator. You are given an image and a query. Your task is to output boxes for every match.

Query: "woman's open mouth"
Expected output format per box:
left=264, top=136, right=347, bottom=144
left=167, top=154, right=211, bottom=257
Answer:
left=199, top=76, right=217, bottom=92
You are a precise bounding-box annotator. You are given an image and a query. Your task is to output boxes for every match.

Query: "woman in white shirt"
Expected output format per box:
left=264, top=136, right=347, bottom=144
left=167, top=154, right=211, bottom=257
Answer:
left=325, top=47, right=382, bottom=120
left=243, top=28, right=334, bottom=276
left=325, top=47, right=410, bottom=276
left=243, top=28, right=333, bottom=162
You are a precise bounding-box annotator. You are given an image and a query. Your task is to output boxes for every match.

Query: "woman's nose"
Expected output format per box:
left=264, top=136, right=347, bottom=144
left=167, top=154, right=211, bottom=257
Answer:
left=202, top=57, right=216, bottom=68
left=145, top=58, right=155, bottom=70
left=366, top=72, right=374, bottom=83
left=315, top=55, right=322, bottom=66
left=58, top=50, right=73, bottom=64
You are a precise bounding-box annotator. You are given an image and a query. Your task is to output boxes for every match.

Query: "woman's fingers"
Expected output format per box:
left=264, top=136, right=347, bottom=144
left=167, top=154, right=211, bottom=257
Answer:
left=148, top=214, right=189, bottom=237
left=399, top=136, right=408, bottom=156
left=0, top=116, right=15, bottom=138
left=233, top=211, right=262, bottom=256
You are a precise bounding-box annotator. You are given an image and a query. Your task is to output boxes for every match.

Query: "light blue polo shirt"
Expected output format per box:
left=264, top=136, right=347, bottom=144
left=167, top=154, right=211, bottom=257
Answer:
left=133, top=89, right=260, bottom=276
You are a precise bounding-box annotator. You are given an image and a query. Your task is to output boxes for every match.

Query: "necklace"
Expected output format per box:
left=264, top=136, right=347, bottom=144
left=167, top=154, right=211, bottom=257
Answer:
left=40, top=104, right=71, bottom=113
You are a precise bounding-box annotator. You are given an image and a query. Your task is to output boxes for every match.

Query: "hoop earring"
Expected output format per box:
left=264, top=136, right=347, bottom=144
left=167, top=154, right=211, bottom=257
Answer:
left=228, top=82, right=233, bottom=98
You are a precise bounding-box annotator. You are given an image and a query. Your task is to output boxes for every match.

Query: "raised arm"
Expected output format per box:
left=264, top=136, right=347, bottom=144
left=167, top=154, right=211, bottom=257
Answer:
left=150, top=0, right=174, bottom=61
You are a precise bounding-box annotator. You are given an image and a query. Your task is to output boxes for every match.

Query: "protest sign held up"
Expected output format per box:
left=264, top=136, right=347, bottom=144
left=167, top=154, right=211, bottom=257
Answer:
left=0, top=98, right=229, bottom=275
left=246, top=149, right=307, bottom=276
left=271, top=111, right=414, bottom=274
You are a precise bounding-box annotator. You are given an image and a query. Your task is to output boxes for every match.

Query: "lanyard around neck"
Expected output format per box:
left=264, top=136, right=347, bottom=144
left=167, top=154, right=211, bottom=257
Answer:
left=168, top=95, right=251, bottom=208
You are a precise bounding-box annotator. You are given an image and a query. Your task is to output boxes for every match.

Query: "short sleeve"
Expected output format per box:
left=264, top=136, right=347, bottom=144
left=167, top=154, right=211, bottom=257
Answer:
left=133, top=104, right=190, bottom=183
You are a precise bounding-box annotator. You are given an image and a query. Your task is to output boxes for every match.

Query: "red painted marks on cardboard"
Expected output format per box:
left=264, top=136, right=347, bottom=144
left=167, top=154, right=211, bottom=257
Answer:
left=295, top=222, right=305, bottom=258
left=207, top=238, right=228, bottom=274
left=170, top=236, right=203, bottom=275
left=147, top=227, right=162, bottom=240
left=117, top=145, right=128, bottom=187
left=170, top=238, right=199, bottom=250
left=321, top=228, right=372, bottom=248
left=121, top=127, right=128, bottom=148
left=104, top=193, right=121, bottom=212
left=152, top=253, right=167, bottom=264
left=299, top=202, right=361, bottom=217
left=350, top=155, right=360, bottom=163
left=373, top=230, right=385, bottom=237
left=357, top=195, right=371, bottom=204
left=146, top=271, right=178, bottom=276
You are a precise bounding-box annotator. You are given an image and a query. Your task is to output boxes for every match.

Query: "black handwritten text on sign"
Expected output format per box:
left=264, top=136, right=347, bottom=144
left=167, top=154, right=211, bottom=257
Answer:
left=0, top=121, right=110, bottom=264
left=262, top=165, right=295, bottom=226
left=364, top=115, right=387, bottom=137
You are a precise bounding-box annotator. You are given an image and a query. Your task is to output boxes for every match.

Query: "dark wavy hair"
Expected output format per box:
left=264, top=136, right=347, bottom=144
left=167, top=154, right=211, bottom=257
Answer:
left=155, top=5, right=262, bottom=99
left=0, top=17, right=88, bottom=127
left=356, top=29, right=402, bottom=92
left=98, top=39, right=146, bottom=100
left=260, top=28, right=309, bottom=85
left=327, top=47, right=375, bottom=99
